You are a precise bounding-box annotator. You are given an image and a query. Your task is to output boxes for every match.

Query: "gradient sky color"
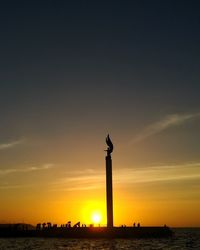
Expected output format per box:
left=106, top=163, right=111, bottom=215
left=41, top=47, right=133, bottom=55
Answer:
left=0, top=1, right=200, bottom=227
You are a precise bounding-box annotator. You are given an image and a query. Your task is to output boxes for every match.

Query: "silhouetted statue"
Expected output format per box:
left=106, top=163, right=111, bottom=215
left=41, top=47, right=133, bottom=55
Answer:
left=105, top=134, right=113, bottom=156
left=105, top=134, right=114, bottom=228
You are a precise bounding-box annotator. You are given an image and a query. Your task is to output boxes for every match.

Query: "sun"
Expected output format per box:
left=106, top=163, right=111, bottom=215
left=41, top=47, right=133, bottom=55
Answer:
left=81, top=201, right=105, bottom=225
left=91, top=212, right=102, bottom=224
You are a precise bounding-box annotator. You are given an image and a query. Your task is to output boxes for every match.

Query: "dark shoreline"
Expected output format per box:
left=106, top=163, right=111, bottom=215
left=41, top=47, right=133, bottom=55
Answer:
left=0, top=226, right=173, bottom=238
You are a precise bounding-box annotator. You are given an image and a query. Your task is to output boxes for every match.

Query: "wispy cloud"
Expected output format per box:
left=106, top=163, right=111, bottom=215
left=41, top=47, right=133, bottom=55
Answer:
left=131, top=112, right=200, bottom=143
left=52, top=169, right=104, bottom=191
left=0, top=163, right=54, bottom=175
left=113, top=163, right=200, bottom=185
left=52, top=162, right=200, bottom=191
left=0, top=138, right=25, bottom=150
left=0, top=183, right=30, bottom=189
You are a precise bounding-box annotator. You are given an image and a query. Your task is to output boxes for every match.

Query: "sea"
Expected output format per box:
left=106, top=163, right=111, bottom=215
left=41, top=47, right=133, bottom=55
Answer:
left=0, top=228, right=199, bottom=250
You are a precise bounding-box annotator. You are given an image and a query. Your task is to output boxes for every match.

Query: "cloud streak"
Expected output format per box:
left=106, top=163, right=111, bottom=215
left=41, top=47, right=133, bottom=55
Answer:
left=52, top=162, right=200, bottom=191
left=0, top=138, right=25, bottom=150
left=0, top=164, right=53, bottom=175
left=0, top=183, right=31, bottom=189
left=131, top=112, right=200, bottom=143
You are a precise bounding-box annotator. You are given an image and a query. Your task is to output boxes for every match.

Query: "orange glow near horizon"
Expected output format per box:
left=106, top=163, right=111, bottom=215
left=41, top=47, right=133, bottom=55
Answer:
left=1, top=182, right=200, bottom=227
left=0, top=139, right=200, bottom=227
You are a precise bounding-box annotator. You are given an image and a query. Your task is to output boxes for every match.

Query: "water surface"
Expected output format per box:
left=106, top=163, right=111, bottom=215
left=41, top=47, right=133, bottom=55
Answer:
left=0, top=228, right=199, bottom=249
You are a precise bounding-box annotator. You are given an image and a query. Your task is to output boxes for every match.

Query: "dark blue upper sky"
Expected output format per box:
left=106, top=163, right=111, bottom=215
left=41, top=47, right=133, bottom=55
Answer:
left=0, top=0, right=200, bottom=165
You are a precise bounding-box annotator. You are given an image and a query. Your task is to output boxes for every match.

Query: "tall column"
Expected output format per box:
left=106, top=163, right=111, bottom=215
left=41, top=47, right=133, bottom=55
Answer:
left=106, top=154, right=113, bottom=228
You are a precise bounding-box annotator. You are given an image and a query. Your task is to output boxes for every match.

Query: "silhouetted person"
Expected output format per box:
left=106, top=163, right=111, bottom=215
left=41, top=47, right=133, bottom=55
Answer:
left=47, top=222, right=51, bottom=229
left=66, top=221, right=71, bottom=228
left=73, top=222, right=80, bottom=227
left=137, top=223, right=140, bottom=227
left=133, top=222, right=136, bottom=227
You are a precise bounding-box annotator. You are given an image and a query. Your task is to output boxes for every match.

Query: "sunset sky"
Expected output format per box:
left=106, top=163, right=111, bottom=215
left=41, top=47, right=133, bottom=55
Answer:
left=0, top=1, right=200, bottom=227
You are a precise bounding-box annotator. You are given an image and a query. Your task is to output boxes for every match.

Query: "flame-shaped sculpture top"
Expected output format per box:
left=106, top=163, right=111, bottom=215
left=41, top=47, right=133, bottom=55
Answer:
left=105, top=134, right=113, bottom=156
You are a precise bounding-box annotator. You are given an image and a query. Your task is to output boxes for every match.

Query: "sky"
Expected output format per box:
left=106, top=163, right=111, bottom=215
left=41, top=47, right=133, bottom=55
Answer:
left=0, top=1, right=200, bottom=227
